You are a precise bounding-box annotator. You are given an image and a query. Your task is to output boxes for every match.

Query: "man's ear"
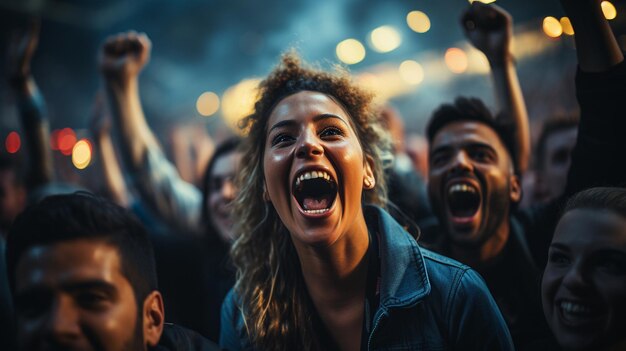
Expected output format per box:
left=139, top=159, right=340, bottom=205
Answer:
left=143, top=291, right=164, bottom=347
left=363, top=155, right=376, bottom=190
left=509, top=174, right=522, bottom=203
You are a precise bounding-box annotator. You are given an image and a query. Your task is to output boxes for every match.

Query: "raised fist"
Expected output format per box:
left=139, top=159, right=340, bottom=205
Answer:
left=460, top=2, right=512, bottom=64
left=99, top=31, right=151, bottom=83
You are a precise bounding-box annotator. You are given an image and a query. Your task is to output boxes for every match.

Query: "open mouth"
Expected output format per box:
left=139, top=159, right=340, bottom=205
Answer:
left=557, top=300, right=605, bottom=326
left=446, top=182, right=481, bottom=220
left=293, top=170, right=337, bottom=214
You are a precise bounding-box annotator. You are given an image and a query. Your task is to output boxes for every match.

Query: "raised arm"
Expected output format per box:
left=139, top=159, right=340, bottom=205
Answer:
left=99, top=31, right=159, bottom=170
left=461, top=2, right=530, bottom=173
left=560, top=0, right=623, bottom=72
left=7, top=20, right=53, bottom=188
left=561, top=0, right=625, bottom=196
left=90, top=93, right=130, bottom=208
left=99, top=31, right=202, bottom=232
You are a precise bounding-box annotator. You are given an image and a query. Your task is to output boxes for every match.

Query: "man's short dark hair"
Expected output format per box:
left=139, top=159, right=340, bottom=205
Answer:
left=535, top=115, right=579, bottom=171
left=6, top=192, right=158, bottom=304
left=426, top=97, right=519, bottom=175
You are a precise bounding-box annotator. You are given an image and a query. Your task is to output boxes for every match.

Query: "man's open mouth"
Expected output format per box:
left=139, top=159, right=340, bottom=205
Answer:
left=293, top=170, right=337, bottom=214
left=446, top=182, right=481, bottom=220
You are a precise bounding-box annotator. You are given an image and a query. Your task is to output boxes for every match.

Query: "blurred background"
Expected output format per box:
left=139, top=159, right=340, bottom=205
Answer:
left=0, top=0, right=624, bottom=187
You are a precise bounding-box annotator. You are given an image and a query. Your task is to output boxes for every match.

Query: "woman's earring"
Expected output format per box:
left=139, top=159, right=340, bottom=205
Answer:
left=263, top=186, right=271, bottom=202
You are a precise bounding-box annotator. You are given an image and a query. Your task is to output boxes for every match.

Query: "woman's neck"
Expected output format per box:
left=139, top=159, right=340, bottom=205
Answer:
left=295, top=215, right=370, bottom=351
left=296, top=215, right=370, bottom=298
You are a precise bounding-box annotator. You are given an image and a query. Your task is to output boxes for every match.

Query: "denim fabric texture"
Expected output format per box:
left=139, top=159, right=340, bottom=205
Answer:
left=220, top=206, right=514, bottom=350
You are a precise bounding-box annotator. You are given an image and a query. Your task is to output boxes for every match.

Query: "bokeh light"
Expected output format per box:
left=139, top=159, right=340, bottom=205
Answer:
left=560, top=17, right=574, bottom=36
left=72, top=139, right=92, bottom=170
left=5, top=131, right=21, bottom=154
left=466, top=48, right=491, bottom=74
left=406, top=11, right=431, bottom=33
left=370, top=26, right=402, bottom=53
left=399, top=60, right=424, bottom=85
left=543, top=16, right=562, bottom=38
left=58, top=128, right=77, bottom=156
left=221, top=78, right=261, bottom=135
left=601, top=1, right=617, bottom=20
left=468, top=0, right=496, bottom=3
left=196, top=91, right=220, bottom=117
left=336, top=39, right=366, bottom=64
left=444, top=48, right=468, bottom=74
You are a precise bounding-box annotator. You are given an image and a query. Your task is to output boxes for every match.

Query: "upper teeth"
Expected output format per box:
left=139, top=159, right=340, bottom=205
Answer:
left=560, top=301, right=593, bottom=314
left=449, top=184, right=476, bottom=194
left=295, top=171, right=332, bottom=187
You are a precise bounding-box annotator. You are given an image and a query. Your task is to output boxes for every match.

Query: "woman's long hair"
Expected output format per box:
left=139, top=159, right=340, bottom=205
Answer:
left=230, top=52, right=390, bottom=350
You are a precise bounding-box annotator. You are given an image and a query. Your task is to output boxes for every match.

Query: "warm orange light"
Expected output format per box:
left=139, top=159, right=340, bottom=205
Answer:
left=399, top=60, right=424, bottom=85
left=407, top=11, right=431, bottom=33
left=560, top=17, right=574, bottom=36
left=336, top=39, right=366, bottom=64
left=370, top=26, right=402, bottom=53
left=221, top=78, right=262, bottom=135
left=601, top=1, right=617, bottom=20
left=72, top=139, right=92, bottom=169
left=196, top=91, right=220, bottom=117
left=5, top=131, right=21, bottom=154
left=543, top=16, right=563, bottom=38
left=445, top=48, right=468, bottom=74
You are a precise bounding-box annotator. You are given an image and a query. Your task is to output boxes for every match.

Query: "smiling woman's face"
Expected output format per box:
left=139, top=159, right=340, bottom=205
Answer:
left=542, top=208, right=626, bottom=351
left=263, top=91, right=374, bottom=248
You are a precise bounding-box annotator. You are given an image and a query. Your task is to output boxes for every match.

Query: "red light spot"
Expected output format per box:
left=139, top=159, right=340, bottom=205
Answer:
left=50, top=129, right=61, bottom=150
left=58, top=128, right=77, bottom=156
left=5, top=131, right=21, bottom=154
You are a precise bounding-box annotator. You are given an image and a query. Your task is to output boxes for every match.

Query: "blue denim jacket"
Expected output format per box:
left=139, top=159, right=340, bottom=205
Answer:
left=220, top=207, right=514, bottom=350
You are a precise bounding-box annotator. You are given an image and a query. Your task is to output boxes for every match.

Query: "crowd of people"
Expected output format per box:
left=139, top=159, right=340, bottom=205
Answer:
left=1, top=0, right=625, bottom=350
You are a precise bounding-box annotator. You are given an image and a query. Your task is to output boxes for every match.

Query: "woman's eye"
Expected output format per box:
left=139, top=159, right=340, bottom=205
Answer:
left=320, top=127, right=343, bottom=138
left=597, top=257, right=626, bottom=276
left=549, top=252, right=570, bottom=266
left=271, top=134, right=294, bottom=146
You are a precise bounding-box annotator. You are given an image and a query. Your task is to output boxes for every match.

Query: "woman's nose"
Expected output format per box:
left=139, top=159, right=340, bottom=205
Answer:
left=295, top=130, right=323, bottom=158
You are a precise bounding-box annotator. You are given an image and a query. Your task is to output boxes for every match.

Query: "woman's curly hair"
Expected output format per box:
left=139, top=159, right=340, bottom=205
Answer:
left=230, top=51, right=391, bottom=350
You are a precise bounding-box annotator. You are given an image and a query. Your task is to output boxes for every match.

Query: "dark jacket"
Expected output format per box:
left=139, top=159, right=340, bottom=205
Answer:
left=220, top=206, right=514, bottom=350
left=419, top=59, right=626, bottom=351
left=151, top=323, right=220, bottom=351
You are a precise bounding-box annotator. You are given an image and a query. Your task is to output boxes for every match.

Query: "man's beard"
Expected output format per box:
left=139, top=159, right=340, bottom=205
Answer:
left=449, top=181, right=511, bottom=249
left=121, top=306, right=146, bottom=351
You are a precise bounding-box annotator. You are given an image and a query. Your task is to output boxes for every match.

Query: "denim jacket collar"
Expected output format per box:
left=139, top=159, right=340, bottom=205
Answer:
left=365, top=206, right=431, bottom=310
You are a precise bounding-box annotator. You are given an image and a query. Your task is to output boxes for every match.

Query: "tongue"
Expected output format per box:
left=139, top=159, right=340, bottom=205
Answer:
left=303, top=197, right=329, bottom=210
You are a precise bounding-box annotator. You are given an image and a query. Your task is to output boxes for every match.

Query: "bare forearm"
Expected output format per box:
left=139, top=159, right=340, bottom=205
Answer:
left=12, top=76, right=53, bottom=186
left=95, top=131, right=130, bottom=207
left=490, top=59, right=530, bottom=173
left=104, top=78, right=160, bottom=172
left=564, top=1, right=623, bottom=72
